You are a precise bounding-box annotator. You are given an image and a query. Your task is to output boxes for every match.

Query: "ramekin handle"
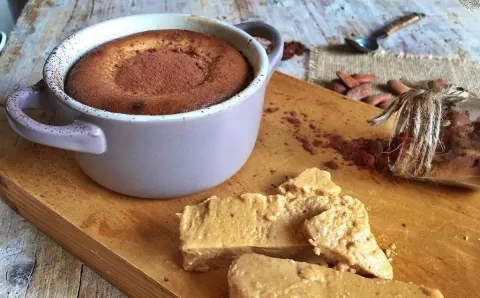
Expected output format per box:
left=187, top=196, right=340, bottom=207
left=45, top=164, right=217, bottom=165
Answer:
left=5, top=80, right=107, bottom=154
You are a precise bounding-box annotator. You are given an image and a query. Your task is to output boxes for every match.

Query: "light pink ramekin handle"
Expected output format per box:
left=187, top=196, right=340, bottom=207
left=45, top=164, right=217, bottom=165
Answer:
left=235, top=22, right=284, bottom=78
left=5, top=80, right=107, bottom=154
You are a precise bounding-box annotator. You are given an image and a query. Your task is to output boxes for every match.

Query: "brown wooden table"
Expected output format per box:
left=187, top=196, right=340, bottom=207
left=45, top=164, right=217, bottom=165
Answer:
left=0, top=0, right=479, bottom=297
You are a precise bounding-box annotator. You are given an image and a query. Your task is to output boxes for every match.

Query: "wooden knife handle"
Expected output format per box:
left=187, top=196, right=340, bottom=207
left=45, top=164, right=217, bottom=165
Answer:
left=384, top=13, right=425, bottom=36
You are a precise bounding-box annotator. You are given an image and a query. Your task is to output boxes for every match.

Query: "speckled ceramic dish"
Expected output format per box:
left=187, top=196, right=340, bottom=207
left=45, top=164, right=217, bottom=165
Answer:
left=5, top=14, right=283, bottom=198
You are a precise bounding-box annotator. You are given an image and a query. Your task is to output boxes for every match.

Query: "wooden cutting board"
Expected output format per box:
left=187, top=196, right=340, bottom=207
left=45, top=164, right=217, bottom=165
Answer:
left=0, top=72, right=478, bottom=298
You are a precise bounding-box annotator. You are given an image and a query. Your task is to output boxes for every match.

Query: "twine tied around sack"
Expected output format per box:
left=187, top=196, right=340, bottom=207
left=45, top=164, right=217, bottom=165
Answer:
left=369, top=79, right=476, bottom=178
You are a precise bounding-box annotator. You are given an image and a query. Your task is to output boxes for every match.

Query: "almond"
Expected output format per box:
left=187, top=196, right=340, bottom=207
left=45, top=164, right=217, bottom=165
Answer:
left=331, top=79, right=347, bottom=94
left=362, top=94, right=392, bottom=106
left=346, top=84, right=372, bottom=100
left=352, top=73, right=378, bottom=83
left=336, top=71, right=360, bottom=89
left=377, top=98, right=393, bottom=110
left=387, top=80, right=410, bottom=95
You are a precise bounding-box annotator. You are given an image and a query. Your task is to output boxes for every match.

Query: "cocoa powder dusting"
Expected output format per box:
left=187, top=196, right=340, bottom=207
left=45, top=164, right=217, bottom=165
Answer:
left=276, top=108, right=392, bottom=167
left=323, top=160, right=339, bottom=170
left=264, top=107, right=279, bottom=113
left=326, top=134, right=389, bottom=172
left=286, top=117, right=301, bottom=125
left=115, top=51, right=207, bottom=95
left=296, top=135, right=316, bottom=155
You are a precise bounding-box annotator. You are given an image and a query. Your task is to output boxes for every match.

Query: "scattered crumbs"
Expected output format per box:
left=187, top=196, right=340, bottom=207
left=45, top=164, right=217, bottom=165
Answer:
left=384, top=243, right=397, bottom=259
left=164, top=277, right=169, bottom=282
left=463, top=236, right=469, bottom=241
left=264, top=107, right=279, bottom=113
left=40, top=194, right=45, bottom=198
left=286, top=117, right=301, bottom=125
left=323, top=160, right=339, bottom=170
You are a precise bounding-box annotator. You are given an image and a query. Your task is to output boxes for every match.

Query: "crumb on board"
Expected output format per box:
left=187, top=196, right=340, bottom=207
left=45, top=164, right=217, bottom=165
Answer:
left=384, top=243, right=397, bottom=259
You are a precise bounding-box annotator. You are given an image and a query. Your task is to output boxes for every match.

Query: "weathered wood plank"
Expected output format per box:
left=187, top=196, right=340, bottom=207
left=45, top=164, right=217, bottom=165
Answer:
left=0, top=203, right=39, bottom=298
left=24, top=234, right=82, bottom=298
left=78, top=267, right=125, bottom=298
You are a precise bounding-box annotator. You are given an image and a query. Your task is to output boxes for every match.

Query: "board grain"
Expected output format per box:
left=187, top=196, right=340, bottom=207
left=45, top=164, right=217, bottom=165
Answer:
left=0, top=72, right=479, bottom=298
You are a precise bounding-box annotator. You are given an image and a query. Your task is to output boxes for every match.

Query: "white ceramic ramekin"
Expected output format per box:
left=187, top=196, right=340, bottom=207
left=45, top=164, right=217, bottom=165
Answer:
left=5, top=14, right=283, bottom=198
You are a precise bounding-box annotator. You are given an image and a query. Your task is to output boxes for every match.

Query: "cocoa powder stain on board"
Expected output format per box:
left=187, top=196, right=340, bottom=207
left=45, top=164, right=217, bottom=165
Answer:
left=277, top=108, right=395, bottom=172
left=80, top=213, right=99, bottom=229
left=128, top=209, right=176, bottom=241
left=81, top=213, right=136, bottom=241
left=99, top=220, right=117, bottom=237
left=264, top=107, right=279, bottom=113
left=286, top=117, right=301, bottom=125
left=325, top=134, right=390, bottom=173
left=296, top=135, right=316, bottom=155
left=312, top=139, right=322, bottom=147
left=323, top=160, right=339, bottom=170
